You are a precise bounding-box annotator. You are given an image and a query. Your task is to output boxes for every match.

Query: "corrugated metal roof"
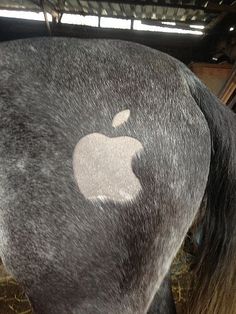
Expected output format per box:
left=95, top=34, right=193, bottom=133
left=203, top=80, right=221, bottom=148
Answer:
left=0, top=0, right=235, bottom=29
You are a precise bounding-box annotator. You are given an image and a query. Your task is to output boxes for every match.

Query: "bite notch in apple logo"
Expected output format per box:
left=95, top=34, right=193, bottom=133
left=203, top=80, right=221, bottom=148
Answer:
left=73, top=109, right=144, bottom=203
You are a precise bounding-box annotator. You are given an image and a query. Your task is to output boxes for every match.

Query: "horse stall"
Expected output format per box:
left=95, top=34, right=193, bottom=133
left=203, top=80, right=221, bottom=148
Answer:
left=0, top=1, right=235, bottom=314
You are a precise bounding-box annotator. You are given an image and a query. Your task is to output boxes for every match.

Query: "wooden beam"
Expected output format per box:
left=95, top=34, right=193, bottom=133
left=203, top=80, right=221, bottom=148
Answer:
left=40, top=0, right=52, bottom=34
left=218, top=63, right=236, bottom=105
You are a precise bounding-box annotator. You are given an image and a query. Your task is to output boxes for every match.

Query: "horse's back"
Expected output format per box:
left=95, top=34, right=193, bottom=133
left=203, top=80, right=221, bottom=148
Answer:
left=0, top=38, right=211, bottom=313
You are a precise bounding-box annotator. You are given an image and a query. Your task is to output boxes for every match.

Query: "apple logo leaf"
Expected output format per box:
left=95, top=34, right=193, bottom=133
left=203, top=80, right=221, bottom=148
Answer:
left=112, top=109, right=130, bottom=128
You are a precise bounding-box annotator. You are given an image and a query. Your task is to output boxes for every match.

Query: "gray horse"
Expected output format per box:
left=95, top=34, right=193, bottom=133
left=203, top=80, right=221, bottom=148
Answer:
left=0, top=38, right=235, bottom=314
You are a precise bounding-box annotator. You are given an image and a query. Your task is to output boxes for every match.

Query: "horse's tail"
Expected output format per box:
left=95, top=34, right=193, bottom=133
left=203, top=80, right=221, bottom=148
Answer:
left=183, top=70, right=236, bottom=314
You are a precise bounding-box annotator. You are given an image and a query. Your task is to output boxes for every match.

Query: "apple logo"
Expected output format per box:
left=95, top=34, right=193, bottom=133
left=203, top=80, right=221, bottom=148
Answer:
left=73, top=109, right=144, bottom=203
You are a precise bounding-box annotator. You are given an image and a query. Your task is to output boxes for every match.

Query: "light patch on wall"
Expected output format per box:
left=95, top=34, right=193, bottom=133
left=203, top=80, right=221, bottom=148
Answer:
left=161, top=21, right=176, bottom=26
left=100, top=17, right=131, bottom=29
left=0, top=10, right=52, bottom=21
left=190, top=24, right=205, bottom=29
left=61, top=14, right=98, bottom=27
left=133, top=20, right=203, bottom=35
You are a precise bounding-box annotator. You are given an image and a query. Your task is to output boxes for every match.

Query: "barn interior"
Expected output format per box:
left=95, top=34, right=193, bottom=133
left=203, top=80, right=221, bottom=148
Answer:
left=0, top=1, right=235, bottom=313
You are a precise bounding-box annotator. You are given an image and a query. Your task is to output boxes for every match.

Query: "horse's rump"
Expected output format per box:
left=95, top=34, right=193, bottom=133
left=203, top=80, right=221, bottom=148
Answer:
left=0, top=38, right=213, bottom=313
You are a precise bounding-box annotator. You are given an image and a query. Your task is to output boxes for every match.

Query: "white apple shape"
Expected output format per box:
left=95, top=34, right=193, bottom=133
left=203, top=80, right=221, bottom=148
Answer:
left=73, top=133, right=143, bottom=202
left=112, top=109, right=130, bottom=128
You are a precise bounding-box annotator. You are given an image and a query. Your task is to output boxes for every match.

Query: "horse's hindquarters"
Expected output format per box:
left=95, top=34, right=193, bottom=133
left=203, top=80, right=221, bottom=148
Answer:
left=0, top=38, right=211, bottom=314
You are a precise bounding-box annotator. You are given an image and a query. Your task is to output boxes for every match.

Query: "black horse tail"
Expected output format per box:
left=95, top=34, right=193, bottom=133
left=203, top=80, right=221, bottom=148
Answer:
left=183, top=69, right=236, bottom=314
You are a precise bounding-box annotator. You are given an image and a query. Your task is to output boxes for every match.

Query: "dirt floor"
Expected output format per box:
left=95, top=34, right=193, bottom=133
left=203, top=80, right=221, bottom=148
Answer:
left=0, top=248, right=192, bottom=314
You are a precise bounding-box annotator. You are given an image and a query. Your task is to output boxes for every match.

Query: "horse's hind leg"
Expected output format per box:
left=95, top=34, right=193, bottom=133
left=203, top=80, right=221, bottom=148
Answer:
left=147, top=273, right=176, bottom=314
